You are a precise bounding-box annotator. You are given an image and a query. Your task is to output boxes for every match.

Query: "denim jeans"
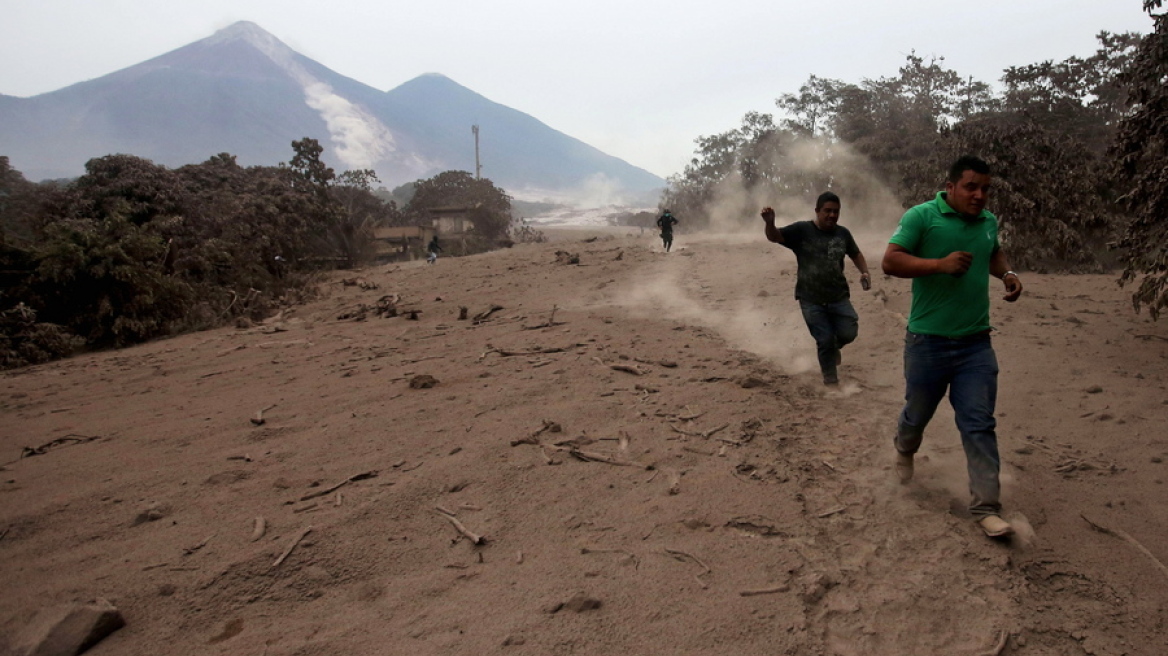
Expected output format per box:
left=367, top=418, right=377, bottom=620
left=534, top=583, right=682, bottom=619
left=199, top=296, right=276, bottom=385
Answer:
left=798, top=300, right=859, bottom=383
left=895, top=330, right=1001, bottom=518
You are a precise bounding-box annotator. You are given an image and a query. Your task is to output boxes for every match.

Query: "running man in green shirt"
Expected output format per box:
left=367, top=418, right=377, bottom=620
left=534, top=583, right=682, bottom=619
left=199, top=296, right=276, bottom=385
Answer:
left=881, top=155, right=1023, bottom=539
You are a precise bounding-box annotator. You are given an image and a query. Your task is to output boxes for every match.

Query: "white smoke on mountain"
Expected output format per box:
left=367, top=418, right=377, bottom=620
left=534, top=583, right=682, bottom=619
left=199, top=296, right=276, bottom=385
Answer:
left=228, top=22, right=402, bottom=171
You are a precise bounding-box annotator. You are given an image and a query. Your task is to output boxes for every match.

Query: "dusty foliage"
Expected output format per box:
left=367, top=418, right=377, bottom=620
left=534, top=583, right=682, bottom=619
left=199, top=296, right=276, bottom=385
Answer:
left=1112, top=1, right=1168, bottom=318
left=0, top=141, right=398, bottom=367
left=0, top=303, right=83, bottom=369
left=664, top=30, right=1159, bottom=287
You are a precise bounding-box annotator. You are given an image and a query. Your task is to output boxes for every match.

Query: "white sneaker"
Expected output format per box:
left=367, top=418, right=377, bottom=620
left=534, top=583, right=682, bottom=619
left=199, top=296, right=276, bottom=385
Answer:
left=978, top=515, right=1014, bottom=538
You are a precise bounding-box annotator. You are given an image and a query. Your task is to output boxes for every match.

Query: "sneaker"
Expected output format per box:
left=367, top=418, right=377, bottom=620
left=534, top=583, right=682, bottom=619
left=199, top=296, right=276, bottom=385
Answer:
left=978, top=515, right=1014, bottom=538
left=823, top=375, right=839, bottom=386
left=895, top=452, right=913, bottom=484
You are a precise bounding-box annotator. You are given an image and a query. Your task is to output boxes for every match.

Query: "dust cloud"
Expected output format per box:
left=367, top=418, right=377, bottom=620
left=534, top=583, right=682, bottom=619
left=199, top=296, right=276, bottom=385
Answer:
left=697, top=137, right=910, bottom=242
left=611, top=257, right=818, bottom=375
left=607, top=139, right=915, bottom=374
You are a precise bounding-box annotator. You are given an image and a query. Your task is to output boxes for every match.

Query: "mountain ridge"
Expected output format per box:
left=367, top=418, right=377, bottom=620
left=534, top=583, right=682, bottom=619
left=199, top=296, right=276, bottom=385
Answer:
left=0, top=21, right=664, bottom=202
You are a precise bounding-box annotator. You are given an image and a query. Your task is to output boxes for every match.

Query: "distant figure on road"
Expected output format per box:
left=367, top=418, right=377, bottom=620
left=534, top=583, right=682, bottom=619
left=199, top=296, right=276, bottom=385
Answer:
left=881, top=155, right=1023, bottom=540
left=657, top=210, right=679, bottom=252
left=427, top=235, right=442, bottom=264
left=761, top=192, right=870, bottom=386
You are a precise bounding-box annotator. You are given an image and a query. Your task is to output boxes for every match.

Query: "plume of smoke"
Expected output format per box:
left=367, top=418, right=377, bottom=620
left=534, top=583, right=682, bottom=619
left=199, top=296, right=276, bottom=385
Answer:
left=698, top=136, right=907, bottom=240
left=237, top=22, right=424, bottom=173
left=301, top=81, right=398, bottom=169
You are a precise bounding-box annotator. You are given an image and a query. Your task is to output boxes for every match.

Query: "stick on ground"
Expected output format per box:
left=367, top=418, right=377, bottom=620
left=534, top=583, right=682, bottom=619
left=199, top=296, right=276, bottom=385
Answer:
left=300, top=470, right=378, bottom=501
left=739, top=585, right=788, bottom=597
left=1081, top=513, right=1168, bottom=581
left=436, top=507, right=486, bottom=545
left=271, top=526, right=312, bottom=569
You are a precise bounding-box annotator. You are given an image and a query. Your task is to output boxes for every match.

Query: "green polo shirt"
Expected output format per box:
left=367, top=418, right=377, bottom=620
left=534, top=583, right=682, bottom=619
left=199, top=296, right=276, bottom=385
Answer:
left=889, top=192, right=1000, bottom=337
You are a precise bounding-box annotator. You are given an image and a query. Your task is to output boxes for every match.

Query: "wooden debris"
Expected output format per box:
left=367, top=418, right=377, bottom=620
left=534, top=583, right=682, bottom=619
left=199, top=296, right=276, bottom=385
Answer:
left=293, top=503, right=318, bottom=514
left=669, top=422, right=729, bottom=439
left=250, top=517, right=267, bottom=542
left=562, top=446, right=650, bottom=469
left=183, top=534, right=214, bottom=556
left=250, top=404, right=277, bottom=426
left=739, top=585, right=788, bottom=597
left=216, top=344, right=247, bottom=357
left=540, top=447, right=560, bottom=465
left=20, top=434, right=103, bottom=459
left=816, top=507, right=846, bottom=519
left=610, top=364, right=644, bottom=376
left=523, top=305, right=565, bottom=330
left=1081, top=514, right=1168, bottom=581
left=665, top=548, right=712, bottom=588
left=299, top=470, right=378, bottom=502
left=473, top=305, right=505, bottom=324
left=486, top=344, right=573, bottom=357
left=667, top=469, right=681, bottom=495
left=510, top=419, right=561, bottom=446
left=703, top=423, right=730, bottom=438
left=435, top=507, right=486, bottom=545
left=271, top=526, right=312, bottom=569
left=581, top=546, right=640, bottom=568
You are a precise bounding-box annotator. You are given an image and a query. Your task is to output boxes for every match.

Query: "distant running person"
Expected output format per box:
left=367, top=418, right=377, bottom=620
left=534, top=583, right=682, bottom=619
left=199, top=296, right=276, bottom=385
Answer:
left=426, top=235, right=442, bottom=264
left=657, top=210, right=679, bottom=252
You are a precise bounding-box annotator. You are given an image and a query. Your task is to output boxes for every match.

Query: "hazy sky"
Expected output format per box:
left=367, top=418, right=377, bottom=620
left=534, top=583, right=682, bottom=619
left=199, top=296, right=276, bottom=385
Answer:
left=1, top=1, right=1154, bottom=179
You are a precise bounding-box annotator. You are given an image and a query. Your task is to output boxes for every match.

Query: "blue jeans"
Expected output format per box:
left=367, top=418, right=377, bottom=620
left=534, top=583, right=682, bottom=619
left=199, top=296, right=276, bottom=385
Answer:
left=895, top=331, right=1001, bottom=518
left=798, top=300, right=858, bottom=383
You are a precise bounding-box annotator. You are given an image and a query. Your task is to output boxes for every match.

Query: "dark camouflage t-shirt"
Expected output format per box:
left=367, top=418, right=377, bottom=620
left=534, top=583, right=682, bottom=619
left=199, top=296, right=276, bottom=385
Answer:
left=777, top=221, right=859, bottom=305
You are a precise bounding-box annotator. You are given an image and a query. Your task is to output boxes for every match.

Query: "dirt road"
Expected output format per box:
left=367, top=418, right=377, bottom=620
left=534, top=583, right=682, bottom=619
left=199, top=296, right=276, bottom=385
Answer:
left=2, top=229, right=1166, bottom=655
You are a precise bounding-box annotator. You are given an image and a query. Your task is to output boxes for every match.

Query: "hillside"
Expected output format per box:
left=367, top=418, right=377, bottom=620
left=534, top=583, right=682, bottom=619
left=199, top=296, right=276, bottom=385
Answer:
left=2, top=228, right=1167, bottom=655
left=0, top=22, right=664, bottom=201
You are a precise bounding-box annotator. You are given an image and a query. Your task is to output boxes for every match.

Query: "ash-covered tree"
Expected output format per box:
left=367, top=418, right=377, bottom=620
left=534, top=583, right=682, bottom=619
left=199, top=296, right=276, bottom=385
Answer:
left=27, top=154, right=195, bottom=346
left=1, top=156, right=41, bottom=249
left=404, top=170, right=512, bottom=241
left=1002, top=31, right=1141, bottom=155
left=283, top=138, right=398, bottom=267
left=1112, top=0, right=1168, bottom=318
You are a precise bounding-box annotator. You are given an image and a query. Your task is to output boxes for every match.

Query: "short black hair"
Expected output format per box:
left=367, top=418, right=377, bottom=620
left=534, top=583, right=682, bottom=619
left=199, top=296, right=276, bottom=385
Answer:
left=948, top=155, right=991, bottom=183
left=815, top=191, right=840, bottom=210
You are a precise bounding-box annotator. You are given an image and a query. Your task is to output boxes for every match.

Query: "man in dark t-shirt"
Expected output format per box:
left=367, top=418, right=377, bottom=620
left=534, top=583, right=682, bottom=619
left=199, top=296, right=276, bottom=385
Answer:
left=762, top=192, right=871, bottom=385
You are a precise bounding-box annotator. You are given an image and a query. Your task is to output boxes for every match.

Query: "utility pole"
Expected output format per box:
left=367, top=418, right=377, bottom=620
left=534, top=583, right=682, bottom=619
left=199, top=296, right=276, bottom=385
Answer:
left=471, top=125, right=482, bottom=179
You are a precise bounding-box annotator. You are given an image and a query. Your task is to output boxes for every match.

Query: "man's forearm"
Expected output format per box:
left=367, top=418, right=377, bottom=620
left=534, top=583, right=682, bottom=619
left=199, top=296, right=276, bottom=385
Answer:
left=764, top=221, right=784, bottom=244
left=882, top=249, right=942, bottom=278
left=989, top=249, right=1013, bottom=279
left=852, top=253, right=870, bottom=275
